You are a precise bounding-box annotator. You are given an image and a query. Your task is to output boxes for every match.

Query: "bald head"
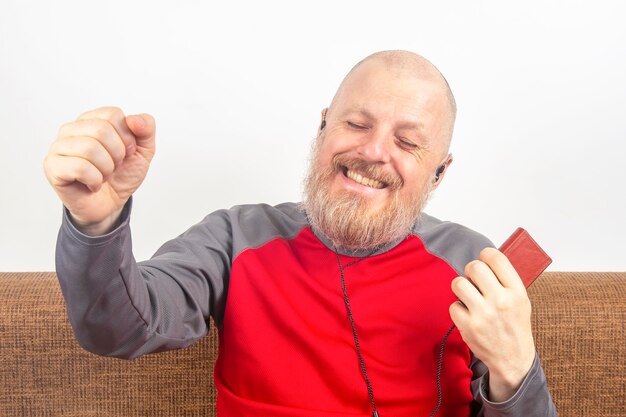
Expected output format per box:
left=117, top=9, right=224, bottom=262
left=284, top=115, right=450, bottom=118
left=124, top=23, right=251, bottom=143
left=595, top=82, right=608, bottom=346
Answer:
left=328, top=50, right=457, bottom=152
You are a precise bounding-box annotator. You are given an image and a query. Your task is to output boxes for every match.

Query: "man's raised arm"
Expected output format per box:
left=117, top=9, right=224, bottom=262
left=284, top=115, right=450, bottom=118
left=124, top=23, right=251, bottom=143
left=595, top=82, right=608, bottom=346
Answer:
left=44, top=108, right=224, bottom=359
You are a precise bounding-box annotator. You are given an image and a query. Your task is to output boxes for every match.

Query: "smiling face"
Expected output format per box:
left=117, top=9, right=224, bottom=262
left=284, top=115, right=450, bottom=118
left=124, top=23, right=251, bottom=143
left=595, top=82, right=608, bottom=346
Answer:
left=304, top=52, right=455, bottom=250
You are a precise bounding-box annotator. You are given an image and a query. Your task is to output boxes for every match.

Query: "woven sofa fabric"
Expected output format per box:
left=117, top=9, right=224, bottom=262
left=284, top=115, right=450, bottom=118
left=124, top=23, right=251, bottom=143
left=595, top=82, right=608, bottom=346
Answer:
left=0, top=272, right=218, bottom=417
left=528, top=272, right=626, bottom=417
left=0, top=271, right=625, bottom=417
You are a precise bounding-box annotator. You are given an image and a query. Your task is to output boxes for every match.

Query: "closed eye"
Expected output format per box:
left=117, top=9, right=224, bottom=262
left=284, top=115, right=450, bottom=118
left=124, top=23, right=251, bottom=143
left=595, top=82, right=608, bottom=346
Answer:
left=347, top=121, right=368, bottom=130
left=396, top=137, right=419, bottom=150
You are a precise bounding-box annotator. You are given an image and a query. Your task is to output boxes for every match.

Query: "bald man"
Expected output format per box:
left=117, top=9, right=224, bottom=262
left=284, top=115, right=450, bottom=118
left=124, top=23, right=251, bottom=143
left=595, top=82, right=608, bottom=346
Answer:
left=45, top=51, right=557, bottom=417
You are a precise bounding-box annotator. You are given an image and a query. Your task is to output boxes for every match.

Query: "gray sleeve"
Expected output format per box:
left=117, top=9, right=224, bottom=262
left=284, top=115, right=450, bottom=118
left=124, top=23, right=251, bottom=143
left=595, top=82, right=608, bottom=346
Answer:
left=55, top=199, right=231, bottom=359
left=470, top=354, right=558, bottom=417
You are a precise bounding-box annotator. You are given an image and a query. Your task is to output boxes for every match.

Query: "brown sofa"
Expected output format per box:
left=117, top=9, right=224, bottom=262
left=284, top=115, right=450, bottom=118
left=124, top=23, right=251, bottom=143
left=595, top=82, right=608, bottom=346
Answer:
left=1, top=271, right=624, bottom=417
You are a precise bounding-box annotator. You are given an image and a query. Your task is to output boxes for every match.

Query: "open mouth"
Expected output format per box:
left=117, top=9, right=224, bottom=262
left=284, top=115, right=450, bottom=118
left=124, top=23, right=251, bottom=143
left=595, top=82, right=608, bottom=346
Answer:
left=342, top=166, right=387, bottom=189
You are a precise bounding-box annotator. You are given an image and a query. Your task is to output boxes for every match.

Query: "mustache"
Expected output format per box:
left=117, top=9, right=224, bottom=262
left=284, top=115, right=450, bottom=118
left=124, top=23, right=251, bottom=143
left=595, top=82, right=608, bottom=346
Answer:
left=331, top=154, right=404, bottom=190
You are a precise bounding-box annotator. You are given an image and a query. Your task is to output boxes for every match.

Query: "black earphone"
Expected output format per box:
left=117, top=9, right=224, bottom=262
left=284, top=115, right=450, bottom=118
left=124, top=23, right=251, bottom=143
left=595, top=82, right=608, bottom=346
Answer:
left=320, top=108, right=328, bottom=131
left=434, top=164, right=446, bottom=182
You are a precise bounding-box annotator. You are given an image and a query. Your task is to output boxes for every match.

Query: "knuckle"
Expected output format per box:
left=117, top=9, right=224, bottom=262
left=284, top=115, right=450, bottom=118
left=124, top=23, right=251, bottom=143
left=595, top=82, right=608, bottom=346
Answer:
left=42, top=155, right=53, bottom=175
left=91, top=121, right=124, bottom=160
left=101, top=106, right=124, bottom=120
left=43, top=151, right=56, bottom=167
left=451, top=276, right=465, bottom=292
left=481, top=247, right=504, bottom=265
left=77, top=106, right=124, bottom=122
left=449, top=303, right=462, bottom=321
left=76, top=142, right=107, bottom=172
left=101, top=158, right=116, bottom=177
left=80, top=139, right=100, bottom=160
left=75, top=157, right=91, bottom=172
left=76, top=109, right=90, bottom=120
left=464, top=260, right=482, bottom=277
left=493, top=294, right=514, bottom=311
left=47, top=139, right=60, bottom=154
left=76, top=160, right=102, bottom=184
left=73, top=158, right=92, bottom=178
left=92, top=119, right=112, bottom=139
left=57, top=121, right=74, bottom=137
left=480, top=246, right=498, bottom=257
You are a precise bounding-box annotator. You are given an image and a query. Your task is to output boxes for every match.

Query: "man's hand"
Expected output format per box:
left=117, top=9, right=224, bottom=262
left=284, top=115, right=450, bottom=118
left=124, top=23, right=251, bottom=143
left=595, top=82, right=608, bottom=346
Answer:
left=44, top=107, right=156, bottom=236
left=449, top=247, right=536, bottom=402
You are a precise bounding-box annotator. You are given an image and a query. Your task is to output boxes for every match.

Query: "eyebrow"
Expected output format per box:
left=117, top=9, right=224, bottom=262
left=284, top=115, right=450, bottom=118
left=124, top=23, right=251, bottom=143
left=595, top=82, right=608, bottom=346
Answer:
left=339, top=107, right=424, bottom=132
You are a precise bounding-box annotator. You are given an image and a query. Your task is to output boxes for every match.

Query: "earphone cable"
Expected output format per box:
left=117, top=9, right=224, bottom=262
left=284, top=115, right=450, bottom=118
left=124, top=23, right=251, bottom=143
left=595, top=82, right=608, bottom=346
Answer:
left=429, top=323, right=455, bottom=417
left=334, top=248, right=454, bottom=417
left=334, top=249, right=380, bottom=417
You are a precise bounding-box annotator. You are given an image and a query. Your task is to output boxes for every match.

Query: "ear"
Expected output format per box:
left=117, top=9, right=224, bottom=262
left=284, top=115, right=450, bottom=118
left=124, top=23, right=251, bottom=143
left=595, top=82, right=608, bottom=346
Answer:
left=317, top=107, right=328, bottom=136
left=432, top=154, right=453, bottom=190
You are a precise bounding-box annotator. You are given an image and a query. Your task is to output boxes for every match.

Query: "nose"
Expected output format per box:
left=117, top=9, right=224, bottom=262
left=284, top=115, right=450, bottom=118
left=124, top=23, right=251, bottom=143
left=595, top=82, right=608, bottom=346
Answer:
left=355, top=128, right=392, bottom=163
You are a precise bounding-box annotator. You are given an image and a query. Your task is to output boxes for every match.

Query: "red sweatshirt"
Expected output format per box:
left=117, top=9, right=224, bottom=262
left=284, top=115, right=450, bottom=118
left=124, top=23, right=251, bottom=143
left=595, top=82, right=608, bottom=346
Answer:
left=54, top=201, right=556, bottom=416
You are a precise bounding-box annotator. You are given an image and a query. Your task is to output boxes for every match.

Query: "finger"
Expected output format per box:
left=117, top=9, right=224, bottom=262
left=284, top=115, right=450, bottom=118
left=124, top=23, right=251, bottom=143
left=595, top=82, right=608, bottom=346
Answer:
left=451, top=276, right=484, bottom=311
left=58, top=119, right=127, bottom=166
left=449, top=300, right=470, bottom=328
left=46, top=154, right=104, bottom=193
left=76, top=107, right=136, bottom=152
left=51, top=136, right=115, bottom=180
left=464, top=259, right=504, bottom=299
left=125, top=113, right=156, bottom=144
left=479, top=247, right=524, bottom=290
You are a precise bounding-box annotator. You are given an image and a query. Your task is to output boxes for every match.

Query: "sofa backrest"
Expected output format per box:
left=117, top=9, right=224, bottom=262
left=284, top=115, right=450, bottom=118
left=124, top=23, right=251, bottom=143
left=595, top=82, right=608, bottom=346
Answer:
left=527, top=271, right=626, bottom=416
left=0, top=271, right=624, bottom=417
left=0, top=272, right=218, bottom=417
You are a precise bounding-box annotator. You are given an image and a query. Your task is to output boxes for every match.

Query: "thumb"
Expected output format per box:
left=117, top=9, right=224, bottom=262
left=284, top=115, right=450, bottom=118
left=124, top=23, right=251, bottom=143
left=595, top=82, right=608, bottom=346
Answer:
left=125, top=113, right=156, bottom=143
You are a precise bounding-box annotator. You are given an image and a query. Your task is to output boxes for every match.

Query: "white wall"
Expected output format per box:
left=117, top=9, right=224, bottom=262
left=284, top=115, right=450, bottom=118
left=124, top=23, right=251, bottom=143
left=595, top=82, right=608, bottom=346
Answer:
left=1, top=0, right=624, bottom=271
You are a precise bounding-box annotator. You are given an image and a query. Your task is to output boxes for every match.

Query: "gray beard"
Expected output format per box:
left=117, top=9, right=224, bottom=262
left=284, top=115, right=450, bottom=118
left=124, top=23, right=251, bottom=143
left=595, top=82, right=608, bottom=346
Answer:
left=303, top=144, right=433, bottom=250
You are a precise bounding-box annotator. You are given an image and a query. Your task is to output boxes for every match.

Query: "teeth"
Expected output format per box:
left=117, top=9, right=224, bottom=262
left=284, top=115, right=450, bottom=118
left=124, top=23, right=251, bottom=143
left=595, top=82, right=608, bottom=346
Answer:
left=346, top=169, right=384, bottom=189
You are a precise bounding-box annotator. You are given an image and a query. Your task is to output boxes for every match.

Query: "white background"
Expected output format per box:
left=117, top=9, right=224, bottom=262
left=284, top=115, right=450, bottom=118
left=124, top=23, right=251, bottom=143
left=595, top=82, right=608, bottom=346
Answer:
left=1, top=0, right=624, bottom=271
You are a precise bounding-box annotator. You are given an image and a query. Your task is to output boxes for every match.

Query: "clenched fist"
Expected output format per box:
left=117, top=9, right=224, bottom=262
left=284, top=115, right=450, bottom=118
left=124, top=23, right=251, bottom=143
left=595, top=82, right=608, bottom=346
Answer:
left=44, top=107, right=156, bottom=236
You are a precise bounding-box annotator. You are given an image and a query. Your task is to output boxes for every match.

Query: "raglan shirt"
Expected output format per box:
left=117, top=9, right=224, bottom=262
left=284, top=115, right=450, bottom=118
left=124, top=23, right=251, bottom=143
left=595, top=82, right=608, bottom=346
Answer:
left=55, top=200, right=557, bottom=417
